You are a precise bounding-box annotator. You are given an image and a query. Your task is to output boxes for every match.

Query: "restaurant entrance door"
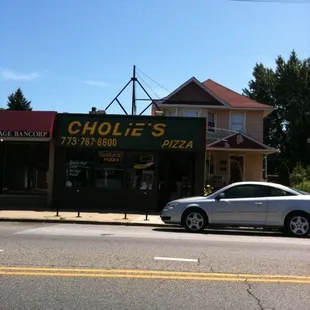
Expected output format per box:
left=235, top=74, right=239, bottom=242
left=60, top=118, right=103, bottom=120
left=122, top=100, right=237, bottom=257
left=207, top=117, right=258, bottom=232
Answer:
left=157, top=153, right=195, bottom=211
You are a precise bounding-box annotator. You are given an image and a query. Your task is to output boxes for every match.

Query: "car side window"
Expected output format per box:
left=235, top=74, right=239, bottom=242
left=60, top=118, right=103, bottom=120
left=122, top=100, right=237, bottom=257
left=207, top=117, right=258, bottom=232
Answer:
left=222, top=185, right=268, bottom=199
left=268, top=187, right=297, bottom=197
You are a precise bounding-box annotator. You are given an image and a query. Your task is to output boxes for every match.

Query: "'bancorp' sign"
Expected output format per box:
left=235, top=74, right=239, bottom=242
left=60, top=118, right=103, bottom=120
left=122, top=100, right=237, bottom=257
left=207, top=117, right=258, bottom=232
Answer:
left=0, top=131, right=49, bottom=138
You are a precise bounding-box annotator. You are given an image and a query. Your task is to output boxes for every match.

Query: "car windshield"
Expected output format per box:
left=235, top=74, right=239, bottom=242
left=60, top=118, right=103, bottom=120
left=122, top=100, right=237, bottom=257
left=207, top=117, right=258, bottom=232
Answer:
left=291, top=188, right=310, bottom=195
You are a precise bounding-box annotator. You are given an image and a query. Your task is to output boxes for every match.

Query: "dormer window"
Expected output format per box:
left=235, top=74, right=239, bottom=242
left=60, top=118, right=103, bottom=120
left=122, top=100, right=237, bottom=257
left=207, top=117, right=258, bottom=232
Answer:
left=207, top=112, right=216, bottom=133
left=230, top=112, right=245, bottom=132
left=183, top=109, right=199, bottom=117
left=166, top=108, right=177, bottom=116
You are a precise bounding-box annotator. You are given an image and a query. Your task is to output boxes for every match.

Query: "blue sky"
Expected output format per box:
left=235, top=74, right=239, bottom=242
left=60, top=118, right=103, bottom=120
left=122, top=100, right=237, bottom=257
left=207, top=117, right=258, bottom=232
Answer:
left=1, top=0, right=309, bottom=114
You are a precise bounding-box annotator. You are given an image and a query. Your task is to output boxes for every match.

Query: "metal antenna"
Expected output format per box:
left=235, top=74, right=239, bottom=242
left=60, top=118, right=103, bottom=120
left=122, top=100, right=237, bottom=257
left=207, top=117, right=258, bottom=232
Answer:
left=104, top=65, right=161, bottom=115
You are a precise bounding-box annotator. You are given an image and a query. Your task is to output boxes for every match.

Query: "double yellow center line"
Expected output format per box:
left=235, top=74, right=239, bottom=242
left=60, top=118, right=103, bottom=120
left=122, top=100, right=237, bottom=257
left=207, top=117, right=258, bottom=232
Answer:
left=0, top=266, right=309, bottom=284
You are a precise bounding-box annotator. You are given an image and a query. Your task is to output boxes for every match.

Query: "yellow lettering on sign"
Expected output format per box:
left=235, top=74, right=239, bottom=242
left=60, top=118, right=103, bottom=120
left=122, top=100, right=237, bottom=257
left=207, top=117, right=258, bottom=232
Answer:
left=131, top=128, right=143, bottom=136
left=152, top=123, right=166, bottom=137
left=162, top=140, right=170, bottom=147
left=185, top=141, right=193, bottom=149
left=68, top=121, right=82, bottom=134
left=98, top=122, right=112, bottom=136
left=82, top=121, right=98, bottom=135
left=112, top=123, right=122, bottom=136
left=161, top=140, right=193, bottom=149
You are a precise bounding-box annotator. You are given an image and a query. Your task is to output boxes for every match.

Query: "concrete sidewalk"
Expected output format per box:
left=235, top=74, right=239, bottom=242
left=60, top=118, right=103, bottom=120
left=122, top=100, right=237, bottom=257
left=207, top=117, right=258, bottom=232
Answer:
left=0, top=210, right=169, bottom=227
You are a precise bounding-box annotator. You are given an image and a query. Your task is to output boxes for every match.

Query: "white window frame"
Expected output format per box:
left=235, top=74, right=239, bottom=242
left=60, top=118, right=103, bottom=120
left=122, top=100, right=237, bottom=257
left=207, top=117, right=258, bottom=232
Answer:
left=230, top=112, right=245, bottom=133
left=183, top=109, right=200, bottom=117
left=165, top=108, right=177, bottom=117
left=207, top=111, right=216, bottom=133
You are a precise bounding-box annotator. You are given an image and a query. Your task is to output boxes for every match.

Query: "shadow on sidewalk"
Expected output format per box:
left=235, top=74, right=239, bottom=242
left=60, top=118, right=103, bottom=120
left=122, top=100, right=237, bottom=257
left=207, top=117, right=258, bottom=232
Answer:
left=152, top=227, right=288, bottom=238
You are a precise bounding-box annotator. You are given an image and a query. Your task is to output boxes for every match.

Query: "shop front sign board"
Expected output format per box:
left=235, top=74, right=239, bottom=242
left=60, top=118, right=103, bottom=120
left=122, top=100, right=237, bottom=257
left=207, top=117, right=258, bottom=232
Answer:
left=56, top=114, right=206, bottom=152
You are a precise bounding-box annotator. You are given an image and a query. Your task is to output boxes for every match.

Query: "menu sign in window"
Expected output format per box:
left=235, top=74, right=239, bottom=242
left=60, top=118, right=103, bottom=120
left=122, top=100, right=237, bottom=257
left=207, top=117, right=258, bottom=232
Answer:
left=98, top=151, right=123, bottom=163
left=67, top=160, right=90, bottom=177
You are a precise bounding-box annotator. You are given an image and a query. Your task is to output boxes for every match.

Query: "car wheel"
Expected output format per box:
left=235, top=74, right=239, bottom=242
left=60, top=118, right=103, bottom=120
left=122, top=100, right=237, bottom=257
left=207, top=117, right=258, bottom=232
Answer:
left=285, top=213, right=310, bottom=237
left=183, top=209, right=206, bottom=233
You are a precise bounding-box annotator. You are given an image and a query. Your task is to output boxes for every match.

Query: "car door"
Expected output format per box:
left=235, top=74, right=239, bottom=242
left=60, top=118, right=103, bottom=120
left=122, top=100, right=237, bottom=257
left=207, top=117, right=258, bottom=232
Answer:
left=211, top=184, right=268, bottom=225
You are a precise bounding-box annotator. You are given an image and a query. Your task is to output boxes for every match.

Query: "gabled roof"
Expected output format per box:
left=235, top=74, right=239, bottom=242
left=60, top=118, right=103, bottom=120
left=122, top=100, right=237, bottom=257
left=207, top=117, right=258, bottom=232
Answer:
left=203, top=79, right=271, bottom=109
left=155, top=77, right=229, bottom=106
left=207, top=132, right=279, bottom=153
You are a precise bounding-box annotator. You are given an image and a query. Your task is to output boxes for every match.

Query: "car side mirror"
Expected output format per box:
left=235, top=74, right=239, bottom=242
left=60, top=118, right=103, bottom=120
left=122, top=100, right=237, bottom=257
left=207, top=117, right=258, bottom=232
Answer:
left=216, top=193, right=225, bottom=200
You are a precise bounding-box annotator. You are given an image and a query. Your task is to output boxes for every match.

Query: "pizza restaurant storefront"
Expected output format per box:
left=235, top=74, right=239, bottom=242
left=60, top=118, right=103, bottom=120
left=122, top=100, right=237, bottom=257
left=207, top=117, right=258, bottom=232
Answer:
left=52, top=113, right=206, bottom=212
left=0, top=110, right=56, bottom=208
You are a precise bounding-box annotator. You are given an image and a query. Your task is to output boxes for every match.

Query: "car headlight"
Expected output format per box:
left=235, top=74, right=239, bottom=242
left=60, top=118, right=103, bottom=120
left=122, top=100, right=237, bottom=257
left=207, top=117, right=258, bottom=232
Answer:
left=162, top=202, right=179, bottom=212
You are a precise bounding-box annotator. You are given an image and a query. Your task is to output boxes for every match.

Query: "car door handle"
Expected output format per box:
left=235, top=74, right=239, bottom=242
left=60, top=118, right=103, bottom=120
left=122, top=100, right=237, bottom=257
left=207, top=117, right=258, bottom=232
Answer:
left=254, top=202, right=263, bottom=205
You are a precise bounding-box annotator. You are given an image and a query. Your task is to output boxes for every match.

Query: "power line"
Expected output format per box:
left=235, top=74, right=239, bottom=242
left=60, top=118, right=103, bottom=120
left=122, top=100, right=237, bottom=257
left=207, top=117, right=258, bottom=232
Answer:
left=136, top=67, right=171, bottom=93
left=136, top=72, right=162, bottom=99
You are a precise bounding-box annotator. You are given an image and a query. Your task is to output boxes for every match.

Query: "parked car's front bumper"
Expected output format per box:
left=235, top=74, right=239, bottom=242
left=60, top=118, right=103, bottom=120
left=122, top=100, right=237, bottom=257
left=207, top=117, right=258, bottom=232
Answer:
left=160, top=210, right=182, bottom=224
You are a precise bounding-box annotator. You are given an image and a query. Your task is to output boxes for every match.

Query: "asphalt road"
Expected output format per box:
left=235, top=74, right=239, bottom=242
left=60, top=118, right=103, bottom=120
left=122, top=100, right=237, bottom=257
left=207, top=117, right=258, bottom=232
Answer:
left=0, top=222, right=309, bottom=310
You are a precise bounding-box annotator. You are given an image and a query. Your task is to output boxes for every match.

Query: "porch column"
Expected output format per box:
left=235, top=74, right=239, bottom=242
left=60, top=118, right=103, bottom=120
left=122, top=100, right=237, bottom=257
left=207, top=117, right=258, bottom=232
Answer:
left=264, top=155, right=268, bottom=181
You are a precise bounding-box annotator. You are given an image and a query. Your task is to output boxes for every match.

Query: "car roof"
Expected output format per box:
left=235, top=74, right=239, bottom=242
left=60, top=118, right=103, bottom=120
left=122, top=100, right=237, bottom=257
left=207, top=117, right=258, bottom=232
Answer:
left=228, top=181, right=292, bottom=191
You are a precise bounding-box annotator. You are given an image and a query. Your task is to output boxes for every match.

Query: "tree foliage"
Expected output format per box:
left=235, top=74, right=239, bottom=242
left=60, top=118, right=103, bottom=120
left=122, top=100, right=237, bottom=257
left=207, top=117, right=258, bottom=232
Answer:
left=7, top=88, right=32, bottom=110
left=243, top=50, right=310, bottom=169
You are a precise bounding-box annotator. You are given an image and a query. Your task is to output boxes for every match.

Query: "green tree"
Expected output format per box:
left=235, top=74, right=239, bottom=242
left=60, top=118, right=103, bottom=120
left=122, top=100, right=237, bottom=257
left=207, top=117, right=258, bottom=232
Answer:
left=243, top=50, right=310, bottom=169
left=0, top=108, right=5, bottom=110
left=7, top=88, right=32, bottom=110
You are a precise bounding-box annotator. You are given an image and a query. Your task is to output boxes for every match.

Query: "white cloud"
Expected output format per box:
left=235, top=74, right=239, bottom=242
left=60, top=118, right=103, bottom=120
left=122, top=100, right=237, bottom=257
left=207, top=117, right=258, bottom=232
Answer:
left=85, top=80, right=109, bottom=87
left=0, top=68, right=39, bottom=81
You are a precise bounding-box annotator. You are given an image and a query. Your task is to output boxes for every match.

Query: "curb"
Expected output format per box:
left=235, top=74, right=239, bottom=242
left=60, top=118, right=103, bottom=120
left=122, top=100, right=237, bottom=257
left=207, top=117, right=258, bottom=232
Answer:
left=0, top=217, right=177, bottom=228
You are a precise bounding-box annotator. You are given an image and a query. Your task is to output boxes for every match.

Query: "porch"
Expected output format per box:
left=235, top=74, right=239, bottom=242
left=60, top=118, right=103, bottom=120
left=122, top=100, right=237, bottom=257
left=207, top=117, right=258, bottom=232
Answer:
left=205, top=132, right=280, bottom=189
left=205, top=150, right=265, bottom=189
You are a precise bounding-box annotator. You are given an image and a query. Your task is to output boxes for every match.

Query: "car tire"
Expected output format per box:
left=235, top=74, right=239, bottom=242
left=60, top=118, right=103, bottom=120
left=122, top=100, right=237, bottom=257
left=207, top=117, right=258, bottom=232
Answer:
left=284, top=213, right=310, bottom=238
left=183, top=209, right=206, bottom=233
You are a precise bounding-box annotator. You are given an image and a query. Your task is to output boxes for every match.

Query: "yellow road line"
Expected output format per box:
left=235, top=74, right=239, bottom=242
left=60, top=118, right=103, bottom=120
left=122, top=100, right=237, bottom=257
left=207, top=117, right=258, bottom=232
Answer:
left=0, top=266, right=309, bottom=280
left=0, top=271, right=310, bottom=284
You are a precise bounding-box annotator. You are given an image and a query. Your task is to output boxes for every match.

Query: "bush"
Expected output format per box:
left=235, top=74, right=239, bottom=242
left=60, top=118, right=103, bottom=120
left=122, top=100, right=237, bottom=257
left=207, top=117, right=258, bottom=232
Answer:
left=293, top=181, right=310, bottom=193
left=290, top=163, right=308, bottom=185
left=204, top=185, right=214, bottom=196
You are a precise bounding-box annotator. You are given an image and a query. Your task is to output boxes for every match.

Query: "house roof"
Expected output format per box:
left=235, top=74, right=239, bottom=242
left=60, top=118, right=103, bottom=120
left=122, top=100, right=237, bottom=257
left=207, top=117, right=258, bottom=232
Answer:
left=207, top=132, right=279, bottom=153
left=202, top=79, right=271, bottom=109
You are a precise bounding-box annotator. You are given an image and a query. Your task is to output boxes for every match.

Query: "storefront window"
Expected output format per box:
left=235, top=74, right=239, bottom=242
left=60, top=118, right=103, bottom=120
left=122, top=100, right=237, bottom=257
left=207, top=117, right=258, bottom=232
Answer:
left=2, top=142, right=49, bottom=194
left=65, top=149, right=94, bottom=188
left=94, top=167, right=124, bottom=189
left=126, top=153, right=155, bottom=190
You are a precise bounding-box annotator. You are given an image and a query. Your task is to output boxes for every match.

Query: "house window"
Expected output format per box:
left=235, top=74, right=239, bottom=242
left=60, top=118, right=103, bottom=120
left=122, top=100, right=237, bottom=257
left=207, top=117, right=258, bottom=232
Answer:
left=166, top=108, right=177, bottom=116
left=183, top=110, right=199, bottom=117
left=207, top=112, right=215, bottom=133
left=231, top=112, right=245, bottom=132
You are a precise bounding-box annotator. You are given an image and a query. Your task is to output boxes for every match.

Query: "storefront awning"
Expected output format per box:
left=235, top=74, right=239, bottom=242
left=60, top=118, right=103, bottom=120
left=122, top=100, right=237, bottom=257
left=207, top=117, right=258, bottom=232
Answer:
left=0, top=110, right=56, bottom=141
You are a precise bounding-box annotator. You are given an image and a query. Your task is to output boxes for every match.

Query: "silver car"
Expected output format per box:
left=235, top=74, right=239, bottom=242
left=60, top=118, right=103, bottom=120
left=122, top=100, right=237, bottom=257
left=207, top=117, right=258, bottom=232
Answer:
left=160, top=181, right=310, bottom=237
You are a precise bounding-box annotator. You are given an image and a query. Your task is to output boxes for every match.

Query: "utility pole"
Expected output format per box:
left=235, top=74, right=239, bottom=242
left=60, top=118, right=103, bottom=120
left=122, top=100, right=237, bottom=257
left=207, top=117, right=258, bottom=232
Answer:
left=131, top=65, right=136, bottom=115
